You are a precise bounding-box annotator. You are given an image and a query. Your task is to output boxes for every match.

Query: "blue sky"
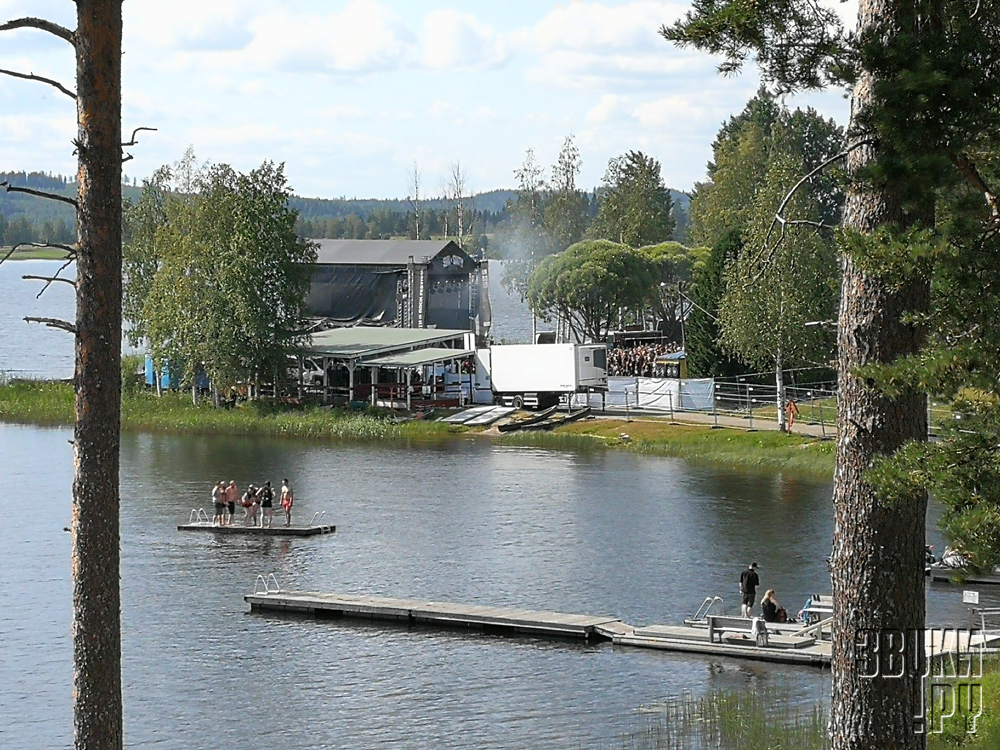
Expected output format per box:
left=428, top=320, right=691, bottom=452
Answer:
left=0, top=1, right=855, bottom=199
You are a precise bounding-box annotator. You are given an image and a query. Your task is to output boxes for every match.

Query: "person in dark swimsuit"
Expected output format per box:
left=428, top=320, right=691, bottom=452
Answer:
left=761, top=589, right=780, bottom=622
left=260, top=481, right=274, bottom=528
left=739, top=562, right=760, bottom=618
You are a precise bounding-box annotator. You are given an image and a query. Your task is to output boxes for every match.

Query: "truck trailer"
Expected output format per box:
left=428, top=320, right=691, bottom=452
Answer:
left=475, top=343, right=608, bottom=409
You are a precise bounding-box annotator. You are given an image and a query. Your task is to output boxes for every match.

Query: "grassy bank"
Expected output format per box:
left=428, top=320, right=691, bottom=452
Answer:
left=0, top=380, right=459, bottom=442
left=1, top=380, right=835, bottom=474
left=617, top=658, right=1000, bottom=750
left=1, top=245, right=72, bottom=261
left=929, top=658, right=1000, bottom=749
left=500, top=417, right=835, bottom=476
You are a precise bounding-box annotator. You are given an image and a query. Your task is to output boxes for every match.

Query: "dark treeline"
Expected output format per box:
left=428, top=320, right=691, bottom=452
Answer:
left=0, top=171, right=78, bottom=245
left=294, top=205, right=509, bottom=244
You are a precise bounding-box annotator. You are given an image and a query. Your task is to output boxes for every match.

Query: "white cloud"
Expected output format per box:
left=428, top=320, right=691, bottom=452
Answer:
left=245, top=1, right=416, bottom=74
left=421, top=10, right=508, bottom=70
left=532, top=1, right=685, bottom=52
left=126, top=0, right=255, bottom=52
left=526, top=2, right=700, bottom=88
left=633, top=95, right=711, bottom=127
left=587, top=94, right=631, bottom=124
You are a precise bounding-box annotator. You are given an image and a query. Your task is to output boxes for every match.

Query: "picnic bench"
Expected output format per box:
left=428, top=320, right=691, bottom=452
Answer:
left=707, top=615, right=817, bottom=650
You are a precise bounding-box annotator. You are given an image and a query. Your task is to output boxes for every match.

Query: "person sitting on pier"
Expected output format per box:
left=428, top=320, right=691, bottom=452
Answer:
left=761, top=590, right=789, bottom=623
left=281, top=478, right=294, bottom=527
left=212, top=481, right=226, bottom=526
left=259, top=481, right=275, bottom=528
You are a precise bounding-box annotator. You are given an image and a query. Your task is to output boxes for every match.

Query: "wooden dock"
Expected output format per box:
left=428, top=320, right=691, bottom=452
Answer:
left=179, top=523, right=335, bottom=537
left=244, top=591, right=840, bottom=665
left=244, top=592, right=620, bottom=639
left=928, top=569, right=1000, bottom=585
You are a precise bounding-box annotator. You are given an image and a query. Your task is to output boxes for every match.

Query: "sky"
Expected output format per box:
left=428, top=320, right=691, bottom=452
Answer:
left=0, top=0, right=858, bottom=199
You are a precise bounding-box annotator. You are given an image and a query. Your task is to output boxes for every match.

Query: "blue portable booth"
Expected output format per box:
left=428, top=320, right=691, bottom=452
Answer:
left=145, top=356, right=210, bottom=391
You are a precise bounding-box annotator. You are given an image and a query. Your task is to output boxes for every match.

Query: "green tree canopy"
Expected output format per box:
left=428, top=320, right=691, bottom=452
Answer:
left=637, top=241, right=709, bottom=336
left=717, top=148, right=838, bottom=427
left=125, top=160, right=316, bottom=391
left=684, top=229, right=747, bottom=378
left=687, top=90, right=843, bottom=249
left=527, top=239, right=657, bottom=342
left=589, top=150, right=674, bottom=247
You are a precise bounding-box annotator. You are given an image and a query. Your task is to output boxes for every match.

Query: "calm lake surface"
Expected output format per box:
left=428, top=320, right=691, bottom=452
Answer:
left=1, top=259, right=993, bottom=749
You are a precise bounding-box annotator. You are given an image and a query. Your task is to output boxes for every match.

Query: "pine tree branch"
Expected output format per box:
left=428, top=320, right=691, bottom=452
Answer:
left=1, top=182, right=78, bottom=207
left=122, top=127, right=157, bottom=147
left=749, top=137, right=876, bottom=282
left=23, top=274, right=77, bottom=291
left=0, top=68, right=76, bottom=99
left=0, top=17, right=76, bottom=46
left=24, top=316, right=77, bottom=334
left=23, top=256, right=77, bottom=298
left=949, top=152, right=1000, bottom=225
left=0, top=242, right=76, bottom=268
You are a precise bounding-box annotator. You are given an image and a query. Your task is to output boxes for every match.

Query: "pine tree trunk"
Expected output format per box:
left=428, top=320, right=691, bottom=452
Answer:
left=830, top=2, right=929, bottom=747
left=72, top=2, right=123, bottom=748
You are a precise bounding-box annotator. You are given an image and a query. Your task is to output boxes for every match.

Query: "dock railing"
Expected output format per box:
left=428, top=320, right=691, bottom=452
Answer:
left=254, top=574, right=281, bottom=595
left=792, top=615, right=833, bottom=642
left=975, top=607, right=1000, bottom=635
left=188, top=508, right=210, bottom=525
left=692, top=596, right=725, bottom=622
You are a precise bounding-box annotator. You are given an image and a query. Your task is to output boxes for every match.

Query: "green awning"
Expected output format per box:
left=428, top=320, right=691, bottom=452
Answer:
left=362, top=348, right=475, bottom=368
left=304, top=327, right=471, bottom=359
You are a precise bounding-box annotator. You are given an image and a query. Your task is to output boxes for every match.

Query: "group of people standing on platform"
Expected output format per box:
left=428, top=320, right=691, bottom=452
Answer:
left=211, top=479, right=294, bottom=528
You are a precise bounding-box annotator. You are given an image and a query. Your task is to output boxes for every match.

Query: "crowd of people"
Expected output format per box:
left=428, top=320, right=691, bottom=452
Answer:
left=607, top=342, right=682, bottom=377
left=211, top=478, right=295, bottom=528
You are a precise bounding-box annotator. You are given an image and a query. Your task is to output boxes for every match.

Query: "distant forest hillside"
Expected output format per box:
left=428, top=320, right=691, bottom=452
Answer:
left=1, top=170, right=691, bottom=247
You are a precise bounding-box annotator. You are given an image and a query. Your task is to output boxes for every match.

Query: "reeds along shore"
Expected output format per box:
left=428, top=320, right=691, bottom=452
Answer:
left=0, top=379, right=834, bottom=474
left=617, top=657, right=999, bottom=750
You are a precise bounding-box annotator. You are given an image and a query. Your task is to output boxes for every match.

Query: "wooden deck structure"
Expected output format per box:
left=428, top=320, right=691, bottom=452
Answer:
left=928, top=569, right=1000, bottom=586
left=244, top=591, right=839, bottom=665
left=179, top=523, right=335, bottom=537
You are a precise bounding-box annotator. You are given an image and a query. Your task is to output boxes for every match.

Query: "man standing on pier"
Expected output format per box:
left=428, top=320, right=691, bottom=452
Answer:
left=739, top=562, right=759, bottom=618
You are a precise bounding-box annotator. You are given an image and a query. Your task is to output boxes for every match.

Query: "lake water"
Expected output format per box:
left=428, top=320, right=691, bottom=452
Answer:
left=0, top=259, right=76, bottom=379
left=1, top=259, right=993, bottom=749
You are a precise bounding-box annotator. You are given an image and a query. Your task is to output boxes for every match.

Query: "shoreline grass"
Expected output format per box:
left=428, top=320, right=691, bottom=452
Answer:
left=0, top=379, right=835, bottom=475
left=501, top=417, right=835, bottom=476
left=0, top=380, right=460, bottom=443
left=1, top=246, right=73, bottom=261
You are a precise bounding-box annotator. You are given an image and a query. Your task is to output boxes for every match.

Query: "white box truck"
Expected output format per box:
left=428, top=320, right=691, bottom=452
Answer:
left=475, top=344, right=608, bottom=409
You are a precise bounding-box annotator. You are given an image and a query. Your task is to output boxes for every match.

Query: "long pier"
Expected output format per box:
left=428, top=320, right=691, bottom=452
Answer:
left=244, top=591, right=837, bottom=666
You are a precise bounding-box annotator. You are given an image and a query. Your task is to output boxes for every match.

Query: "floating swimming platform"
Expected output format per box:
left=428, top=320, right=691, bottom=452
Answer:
left=179, top=509, right=335, bottom=537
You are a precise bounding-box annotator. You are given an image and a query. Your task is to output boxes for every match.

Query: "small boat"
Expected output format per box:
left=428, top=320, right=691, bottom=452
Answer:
left=496, top=405, right=559, bottom=432
left=518, top=406, right=592, bottom=432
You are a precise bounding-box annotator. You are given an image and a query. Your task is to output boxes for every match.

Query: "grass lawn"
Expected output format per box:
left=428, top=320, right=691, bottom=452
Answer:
left=1, top=245, right=73, bottom=261
left=0, top=380, right=837, bottom=476
left=500, top=416, right=836, bottom=476
left=0, top=380, right=460, bottom=442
